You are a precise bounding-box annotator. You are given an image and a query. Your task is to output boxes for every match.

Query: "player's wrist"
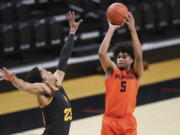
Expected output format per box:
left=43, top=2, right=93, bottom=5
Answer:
left=69, top=28, right=77, bottom=35
left=9, top=73, right=16, bottom=81
left=108, top=27, right=116, bottom=33
left=129, top=26, right=136, bottom=32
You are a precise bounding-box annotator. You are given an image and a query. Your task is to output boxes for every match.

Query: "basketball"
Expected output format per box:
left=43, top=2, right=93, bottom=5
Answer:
left=106, top=2, right=129, bottom=25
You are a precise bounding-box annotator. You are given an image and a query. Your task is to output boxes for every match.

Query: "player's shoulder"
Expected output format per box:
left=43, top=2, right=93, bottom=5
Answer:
left=128, top=69, right=136, bottom=75
left=128, top=70, right=140, bottom=84
left=113, top=66, right=121, bottom=73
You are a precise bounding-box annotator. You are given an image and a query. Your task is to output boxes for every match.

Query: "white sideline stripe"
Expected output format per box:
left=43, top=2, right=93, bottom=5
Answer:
left=7, top=37, right=180, bottom=74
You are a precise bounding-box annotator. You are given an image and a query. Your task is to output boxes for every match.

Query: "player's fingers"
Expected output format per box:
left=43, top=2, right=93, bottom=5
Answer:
left=72, top=11, right=75, bottom=21
left=128, top=12, right=134, bottom=21
left=124, top=19, right=129, bottom=25
left=3, top=67, right=9, bottom=73
left=0, top=69, right=5, bottom=73
left=120, top=23, right=125, bottom=27
left=67, top=13, right=70, bottom=23
left=126, top=16, right=133, bottom=24
left=125, top=22, right=129, bottom=25
left=128, top=12, right=133, bottom=18
left=68, top=11, right=72, bottom=22
left=0, top=76, right=5, bottom=81
left=126, top=13, right=132, bottom=21
left=69, top=11, right=73, bottom=20
left=77, top=19, right=83, bottom=25
left=126, top=15, right=131, bottom=21
left=67, top=11, right=70, bottom=18
left=69, top=11, right=74, bottom=23
left=69, top=11, right=72, bottom=17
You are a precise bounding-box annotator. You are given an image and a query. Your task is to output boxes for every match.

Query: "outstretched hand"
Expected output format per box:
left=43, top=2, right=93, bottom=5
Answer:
left=107, top=20, right=124, bottom=31
left=0, top=67, right=15, bottom=81
left=125, top=12, right=136, bottom=32
left=67, top=11, right=83, bottom=34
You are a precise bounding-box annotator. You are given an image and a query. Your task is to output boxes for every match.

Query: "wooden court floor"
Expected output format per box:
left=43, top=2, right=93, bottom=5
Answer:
left=12, top=97, right=180, bottom=135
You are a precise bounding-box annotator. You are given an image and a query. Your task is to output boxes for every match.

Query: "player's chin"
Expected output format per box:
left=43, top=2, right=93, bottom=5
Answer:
left=117, top=63, right=124, bottom=67
left=118, top=65, right=126, bottom=70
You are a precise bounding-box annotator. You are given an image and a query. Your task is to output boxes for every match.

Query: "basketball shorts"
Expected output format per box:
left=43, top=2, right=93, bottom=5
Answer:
left=101, top=114, right=137, bottom=135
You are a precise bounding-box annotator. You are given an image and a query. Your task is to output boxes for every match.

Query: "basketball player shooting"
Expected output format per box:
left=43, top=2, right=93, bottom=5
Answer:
left=98, top=12, right=143, bottom=135
left=0, top=11, right=83, bottom=135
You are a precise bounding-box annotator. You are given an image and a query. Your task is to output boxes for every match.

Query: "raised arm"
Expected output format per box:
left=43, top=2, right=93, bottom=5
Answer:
left=54, top=11, right=83, bottom=86
left=126, top=12, right=143, bottom=80
left=98, top=21, right=122, bottom=77
left=0, top=67, right=51, bottom=95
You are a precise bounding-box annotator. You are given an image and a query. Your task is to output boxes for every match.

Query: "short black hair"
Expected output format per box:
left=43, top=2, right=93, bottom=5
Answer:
left=26, top=67, right=43, bottom=83
left=112, top=41, right=134, bottom=60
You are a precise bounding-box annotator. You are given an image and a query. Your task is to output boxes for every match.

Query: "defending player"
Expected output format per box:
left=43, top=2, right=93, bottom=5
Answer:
left=98, top=12, right=143, bottom=135
left=0, top=11, right=83, bottom=135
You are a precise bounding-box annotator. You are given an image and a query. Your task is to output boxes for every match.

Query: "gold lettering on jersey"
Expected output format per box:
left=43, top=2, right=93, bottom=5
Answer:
left=64, top=108, right=72, bottom=121
left=115, top=74, right=134, bottom=79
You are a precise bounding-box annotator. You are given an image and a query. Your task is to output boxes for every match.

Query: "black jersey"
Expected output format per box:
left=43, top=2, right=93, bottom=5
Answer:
left=41, top=87, right=72, bottom=135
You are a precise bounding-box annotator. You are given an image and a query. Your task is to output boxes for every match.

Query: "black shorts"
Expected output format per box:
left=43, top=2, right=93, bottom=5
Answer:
left=42, top=121, right=71, bottom=135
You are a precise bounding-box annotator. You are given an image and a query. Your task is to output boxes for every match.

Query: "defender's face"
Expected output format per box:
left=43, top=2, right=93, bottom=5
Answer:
left=116, top=52, right=133, bottom=70
left=40, top=69, right=55, bottom=82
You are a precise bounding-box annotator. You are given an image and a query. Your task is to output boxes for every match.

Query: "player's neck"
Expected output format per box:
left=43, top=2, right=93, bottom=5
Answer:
left=45, top=82, right=59, bottom=91
left=119, top=66, right=131, bottom=72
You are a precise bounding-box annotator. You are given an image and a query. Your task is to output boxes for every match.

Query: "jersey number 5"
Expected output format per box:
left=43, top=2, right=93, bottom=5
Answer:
left=120, top=81, right=127, bottom=92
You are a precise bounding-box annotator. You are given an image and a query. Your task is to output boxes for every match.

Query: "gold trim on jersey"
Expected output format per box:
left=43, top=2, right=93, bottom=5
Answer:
left=41, top=111, right=46, bottom=126
left=39, top=95, right=53, bottom=108
left=63, top=95, right=69, bottom=103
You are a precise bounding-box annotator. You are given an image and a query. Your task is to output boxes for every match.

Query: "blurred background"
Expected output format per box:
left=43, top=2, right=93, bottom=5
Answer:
left=0, top=0, right=180, bottom=135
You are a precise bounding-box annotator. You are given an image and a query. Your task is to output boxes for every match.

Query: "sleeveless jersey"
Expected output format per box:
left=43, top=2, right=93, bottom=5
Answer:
left=105, top=67, right=139, bottom=116
left=41, top=87, right=72, bottom=135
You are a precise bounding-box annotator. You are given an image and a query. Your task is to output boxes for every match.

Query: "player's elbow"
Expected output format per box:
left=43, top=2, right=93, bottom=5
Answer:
left=135, top=54, right=143, bottom=62
left=136, top=50, right=143, bottom=59
left=26, top=88, right=44, bottom=95
left=23, top=87, right=35, bottom=94
left=98, top=53, right=106, bottom=62
left=19, top=83, right=31, bottom=93
left=98, top=52, right=103, bottom=57
left=98, top=51, right=106, bottom=58
left=22, top=85, right=35, bottom=94
left=23, top=83, right=44, bottom=95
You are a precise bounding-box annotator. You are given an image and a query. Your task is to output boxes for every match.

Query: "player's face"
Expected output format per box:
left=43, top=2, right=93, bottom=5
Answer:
left=116, top=52, right=133, bottom=70
left=40, top=69, right=56, bottom=82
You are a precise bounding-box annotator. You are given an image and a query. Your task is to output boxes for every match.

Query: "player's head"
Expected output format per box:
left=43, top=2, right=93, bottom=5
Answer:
left=39, top=68, right=56, bottom=85
left=26, top=67, right=42, bottom=83
left=112, top=41, right=134, bottom=70
left=26, top=67, right=56, bottom=85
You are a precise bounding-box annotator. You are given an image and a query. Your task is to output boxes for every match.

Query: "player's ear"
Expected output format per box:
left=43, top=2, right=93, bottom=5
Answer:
left=130, top=58, right=133, bottom=64
left=42, top=75, right=48, bottom=82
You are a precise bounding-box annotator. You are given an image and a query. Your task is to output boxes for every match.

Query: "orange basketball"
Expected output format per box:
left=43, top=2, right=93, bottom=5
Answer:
left=106, top=2, right=129, bottom=25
